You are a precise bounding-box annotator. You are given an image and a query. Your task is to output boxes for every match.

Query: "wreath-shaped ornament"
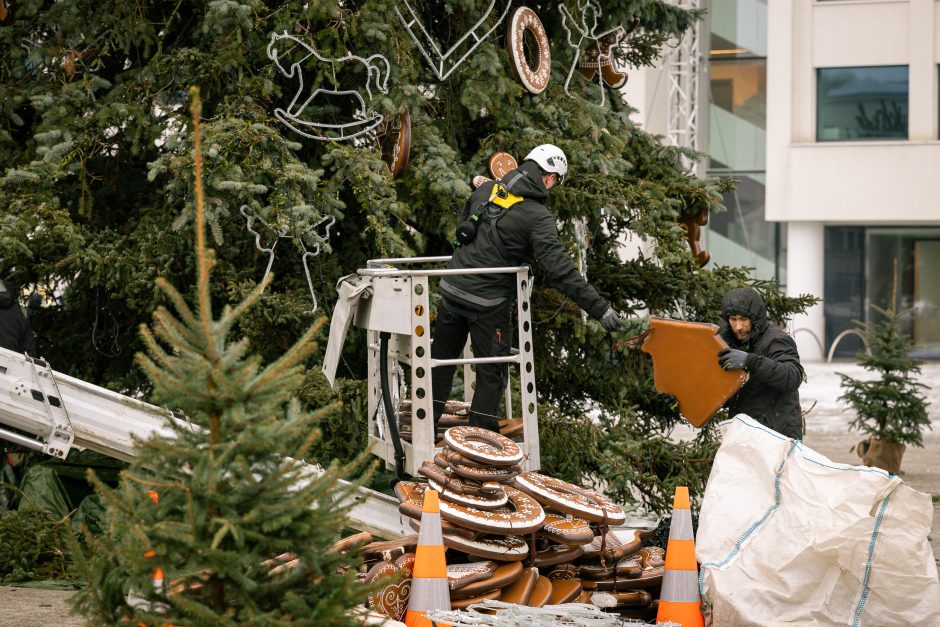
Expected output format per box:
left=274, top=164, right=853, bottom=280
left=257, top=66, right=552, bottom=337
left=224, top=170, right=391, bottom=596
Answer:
left=506, top=7, right=552, bottom=94
left=444, top=425, right=524, bottom=467
left=513, top=471, right=626, bottom=525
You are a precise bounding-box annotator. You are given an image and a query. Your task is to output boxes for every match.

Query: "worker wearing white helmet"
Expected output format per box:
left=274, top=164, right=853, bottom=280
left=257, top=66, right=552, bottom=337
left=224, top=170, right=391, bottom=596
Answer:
left=432, top=144, right=624, bottom=432
left=523, top=143, right=568, bottom=184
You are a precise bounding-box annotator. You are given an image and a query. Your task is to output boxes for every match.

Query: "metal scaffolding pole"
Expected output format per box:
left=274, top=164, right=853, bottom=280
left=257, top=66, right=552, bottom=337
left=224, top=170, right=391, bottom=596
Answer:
left=665, top=0, right=704, bottom=176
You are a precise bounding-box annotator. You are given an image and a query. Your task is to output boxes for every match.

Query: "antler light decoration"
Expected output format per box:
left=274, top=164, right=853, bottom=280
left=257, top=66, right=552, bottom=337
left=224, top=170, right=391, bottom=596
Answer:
left=240, top=205, right=336, bottom=313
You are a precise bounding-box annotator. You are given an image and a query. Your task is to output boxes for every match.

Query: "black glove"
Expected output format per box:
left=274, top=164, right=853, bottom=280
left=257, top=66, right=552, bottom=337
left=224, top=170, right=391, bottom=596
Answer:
left=655, top=392, right=680, bottom=412
left=718, top=347, right=749, bottom=371
left=599, top=307, right=623, bottom=332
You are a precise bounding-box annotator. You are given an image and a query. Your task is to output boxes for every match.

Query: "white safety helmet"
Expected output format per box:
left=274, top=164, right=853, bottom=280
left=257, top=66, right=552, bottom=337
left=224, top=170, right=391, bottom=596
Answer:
left=524, top=144, right=568, bottom=183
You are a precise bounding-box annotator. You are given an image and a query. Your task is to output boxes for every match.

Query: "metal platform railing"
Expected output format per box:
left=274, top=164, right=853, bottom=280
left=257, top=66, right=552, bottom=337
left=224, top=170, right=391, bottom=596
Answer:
left=357, top=256, right=540, bottom=476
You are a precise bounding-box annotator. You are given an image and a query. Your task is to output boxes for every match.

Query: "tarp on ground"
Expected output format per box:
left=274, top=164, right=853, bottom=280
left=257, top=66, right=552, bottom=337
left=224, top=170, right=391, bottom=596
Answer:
left=697, top=414, right=940, bottom=626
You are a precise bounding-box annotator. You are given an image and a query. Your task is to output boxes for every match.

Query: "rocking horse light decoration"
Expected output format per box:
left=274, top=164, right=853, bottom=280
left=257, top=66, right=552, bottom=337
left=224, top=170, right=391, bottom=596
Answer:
left=267, top=31, right=390, bottom=142
left=559, top=1, right=632, bottom=106
left=395, top=0, right=512, bottom=81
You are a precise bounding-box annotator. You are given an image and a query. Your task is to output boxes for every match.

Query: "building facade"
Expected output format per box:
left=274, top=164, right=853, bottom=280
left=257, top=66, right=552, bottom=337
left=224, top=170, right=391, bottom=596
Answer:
left=625, top=0, right=940, bottom=361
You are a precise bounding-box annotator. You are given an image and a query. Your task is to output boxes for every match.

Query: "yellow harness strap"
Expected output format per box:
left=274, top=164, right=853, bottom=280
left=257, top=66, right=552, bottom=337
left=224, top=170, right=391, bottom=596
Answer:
left=488, top=182, right=523, bottom=210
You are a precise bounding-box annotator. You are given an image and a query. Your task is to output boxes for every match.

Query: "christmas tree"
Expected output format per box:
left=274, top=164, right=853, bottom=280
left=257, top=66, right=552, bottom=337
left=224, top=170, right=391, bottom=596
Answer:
left=839, top=263, right=930, bottom=450
left=67, top=90, right=372, bottom=625
left=1, top=1, right=813, bottom=512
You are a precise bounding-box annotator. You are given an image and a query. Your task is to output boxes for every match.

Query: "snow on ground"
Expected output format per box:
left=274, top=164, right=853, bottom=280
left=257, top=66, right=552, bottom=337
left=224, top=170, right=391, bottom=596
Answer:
left=801, top=360, right=940, bottom=434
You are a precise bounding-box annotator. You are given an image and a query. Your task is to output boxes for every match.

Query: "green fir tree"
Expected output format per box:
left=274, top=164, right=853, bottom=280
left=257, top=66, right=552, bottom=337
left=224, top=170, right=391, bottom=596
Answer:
left=1, top=1, right=814, bottom=513
left=67, top=90, right=372, bottom=625
left=839, top=266, right=931, bottom=448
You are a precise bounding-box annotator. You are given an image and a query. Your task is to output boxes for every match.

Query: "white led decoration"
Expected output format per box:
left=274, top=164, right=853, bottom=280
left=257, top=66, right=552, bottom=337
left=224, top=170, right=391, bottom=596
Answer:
left=395, top=0, right=512, bottom=81
left=559, top=0, right=627, bottom=106
left=240, top=205, right=336, bottom=314
left=267, top=31, right=390, bottom=141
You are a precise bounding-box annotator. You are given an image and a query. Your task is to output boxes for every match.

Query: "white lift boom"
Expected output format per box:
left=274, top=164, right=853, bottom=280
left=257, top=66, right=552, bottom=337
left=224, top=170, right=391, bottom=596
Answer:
left=0, top=347, right=408, bottom=539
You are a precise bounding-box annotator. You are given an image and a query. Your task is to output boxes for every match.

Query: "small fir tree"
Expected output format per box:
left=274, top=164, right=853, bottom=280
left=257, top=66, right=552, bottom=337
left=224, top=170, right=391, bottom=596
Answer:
left=68, top=90, right=372, bottom=626
left=839, top=264, right=930, bottom=448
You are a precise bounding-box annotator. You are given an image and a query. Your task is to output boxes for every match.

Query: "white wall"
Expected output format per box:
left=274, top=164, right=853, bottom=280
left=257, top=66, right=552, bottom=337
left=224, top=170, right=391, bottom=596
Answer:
left=621, top=62, right=670, bottom=137
left=786, top=221, right=826, bottom=361
left=767, top=0, right=940, bottom=225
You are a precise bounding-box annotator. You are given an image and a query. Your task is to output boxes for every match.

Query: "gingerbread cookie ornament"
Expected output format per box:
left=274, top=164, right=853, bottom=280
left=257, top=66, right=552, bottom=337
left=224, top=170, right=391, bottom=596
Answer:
left=364, top=560, right=411, bottom=622
left=381, top=111, right=412, bottom=179
left=506, top=7, right=552, bottom=94
left=513, top=471, right=626, bottom=525
left=473, top=152, right=519, bottom=189
left=444, top=426, right=524, bottom=467
left=579, top=18, right=640, bottom=89
left=488, top=152, right=519, bottom=180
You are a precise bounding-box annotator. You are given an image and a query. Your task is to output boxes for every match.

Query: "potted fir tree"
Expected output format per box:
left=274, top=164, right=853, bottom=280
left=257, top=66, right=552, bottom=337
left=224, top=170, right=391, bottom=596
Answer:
left=838, top=264, right=931, bottom=474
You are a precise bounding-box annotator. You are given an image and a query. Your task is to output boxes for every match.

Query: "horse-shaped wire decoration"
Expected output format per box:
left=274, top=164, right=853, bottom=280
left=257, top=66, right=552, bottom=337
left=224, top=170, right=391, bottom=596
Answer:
left=267, top=31, right=390, bottom=141
left=240, top=205, right=336, bottom=314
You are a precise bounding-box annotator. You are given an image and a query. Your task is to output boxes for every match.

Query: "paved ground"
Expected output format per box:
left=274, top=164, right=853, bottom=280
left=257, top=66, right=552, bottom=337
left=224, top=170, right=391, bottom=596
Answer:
left=1, top=361, right=937, bottom=626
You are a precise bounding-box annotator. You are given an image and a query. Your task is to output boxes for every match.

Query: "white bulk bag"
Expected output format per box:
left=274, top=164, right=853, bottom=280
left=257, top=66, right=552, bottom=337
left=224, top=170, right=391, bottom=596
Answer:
left=697, top=415, right=940, bottom=626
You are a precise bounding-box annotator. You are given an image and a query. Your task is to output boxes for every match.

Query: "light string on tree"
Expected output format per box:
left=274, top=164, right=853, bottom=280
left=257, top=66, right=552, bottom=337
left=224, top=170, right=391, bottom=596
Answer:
left=240, top=205, right=335, bottom=314
left=266, top=31, right=390, bottom=141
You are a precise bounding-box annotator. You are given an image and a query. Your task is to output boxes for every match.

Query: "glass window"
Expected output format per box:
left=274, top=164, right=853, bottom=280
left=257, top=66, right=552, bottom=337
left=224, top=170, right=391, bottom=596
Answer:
left=867, top=228, right=940, bottom=358
left=706, top=0, right=778, bottom=282
left=825, top=227, right=866, bottom=359
left=825, top=226, right=940, bottom=359
left=817, top=66, right=908, bottom=141
left=709, top=58, right=767, bottom=171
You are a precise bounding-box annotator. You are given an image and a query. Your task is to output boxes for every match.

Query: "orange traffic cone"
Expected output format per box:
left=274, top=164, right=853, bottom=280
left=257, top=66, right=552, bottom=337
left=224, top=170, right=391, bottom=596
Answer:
left=656, top=486, right=704, bottom=627
left=152, top=566, right=166, bottom=596
left=404, top=488, right=450, bottom=627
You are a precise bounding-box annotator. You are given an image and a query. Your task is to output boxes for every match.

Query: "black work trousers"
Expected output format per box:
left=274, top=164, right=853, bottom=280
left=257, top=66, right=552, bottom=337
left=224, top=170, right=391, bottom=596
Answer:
left=431, top=298, right=514, bottom=433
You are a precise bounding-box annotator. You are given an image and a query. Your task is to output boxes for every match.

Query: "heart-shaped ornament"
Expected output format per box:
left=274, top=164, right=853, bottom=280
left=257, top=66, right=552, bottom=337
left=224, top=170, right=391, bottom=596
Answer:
left=365, top=560, right=412, bottom=622
left=395, top=0, right=512, bottom=80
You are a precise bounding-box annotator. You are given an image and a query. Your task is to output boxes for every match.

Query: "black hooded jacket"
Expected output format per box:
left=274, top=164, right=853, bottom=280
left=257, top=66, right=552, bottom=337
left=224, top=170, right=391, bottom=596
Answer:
left=719, top=287, right=804, bottom=439
left=440, top=161, right=610, bottom=319
left=0, top=281, right=36, bottom=355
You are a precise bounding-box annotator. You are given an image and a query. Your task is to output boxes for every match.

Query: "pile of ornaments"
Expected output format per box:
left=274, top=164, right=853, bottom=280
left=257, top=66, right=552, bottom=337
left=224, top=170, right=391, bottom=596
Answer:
left=360, top=425, right=666, bottom=622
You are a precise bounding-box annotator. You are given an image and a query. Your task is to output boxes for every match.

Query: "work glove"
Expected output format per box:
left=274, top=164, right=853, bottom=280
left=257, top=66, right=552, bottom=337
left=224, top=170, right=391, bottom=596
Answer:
left=599, top=307, right=623, bottom=332
left=655, top=392, right=680, bottom=412
left=718, top=347, right=749, bottom=371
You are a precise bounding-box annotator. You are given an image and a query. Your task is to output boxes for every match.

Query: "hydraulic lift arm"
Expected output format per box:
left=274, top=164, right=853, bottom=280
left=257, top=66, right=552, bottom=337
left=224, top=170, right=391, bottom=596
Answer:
left=0, top=347, right=407, bottom=539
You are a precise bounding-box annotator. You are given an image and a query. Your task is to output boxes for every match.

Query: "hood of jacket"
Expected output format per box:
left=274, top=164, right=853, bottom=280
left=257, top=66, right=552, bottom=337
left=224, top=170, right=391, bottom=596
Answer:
left=0, top=280, right=13, bottom=309
left=500, top=160, right=549, bottom=202
left=721, top=287, right=769, bottom=338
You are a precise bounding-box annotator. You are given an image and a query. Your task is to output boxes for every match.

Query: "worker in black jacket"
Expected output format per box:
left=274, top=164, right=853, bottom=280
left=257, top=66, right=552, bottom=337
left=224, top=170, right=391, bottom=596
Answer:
left=0, top=279, right=36, bottom=355
left=717, top=287, right=805, bottom=439
left=432, top=144, right=623, bottom=432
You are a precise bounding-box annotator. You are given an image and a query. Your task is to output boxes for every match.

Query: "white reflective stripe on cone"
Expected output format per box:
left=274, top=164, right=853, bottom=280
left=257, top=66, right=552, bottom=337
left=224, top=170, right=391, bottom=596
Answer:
left=669, top=510, right=694, bottom=540
left=417, top=512, right=443, bottom=545
left=408, top=578, right=451, bottom=612
left=660, top=570, right=701, bottom=603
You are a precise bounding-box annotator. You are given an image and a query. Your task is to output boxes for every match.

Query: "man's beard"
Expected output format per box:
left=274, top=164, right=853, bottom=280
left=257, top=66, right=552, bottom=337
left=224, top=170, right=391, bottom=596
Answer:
left=734, top=329, right=750, bottom=342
